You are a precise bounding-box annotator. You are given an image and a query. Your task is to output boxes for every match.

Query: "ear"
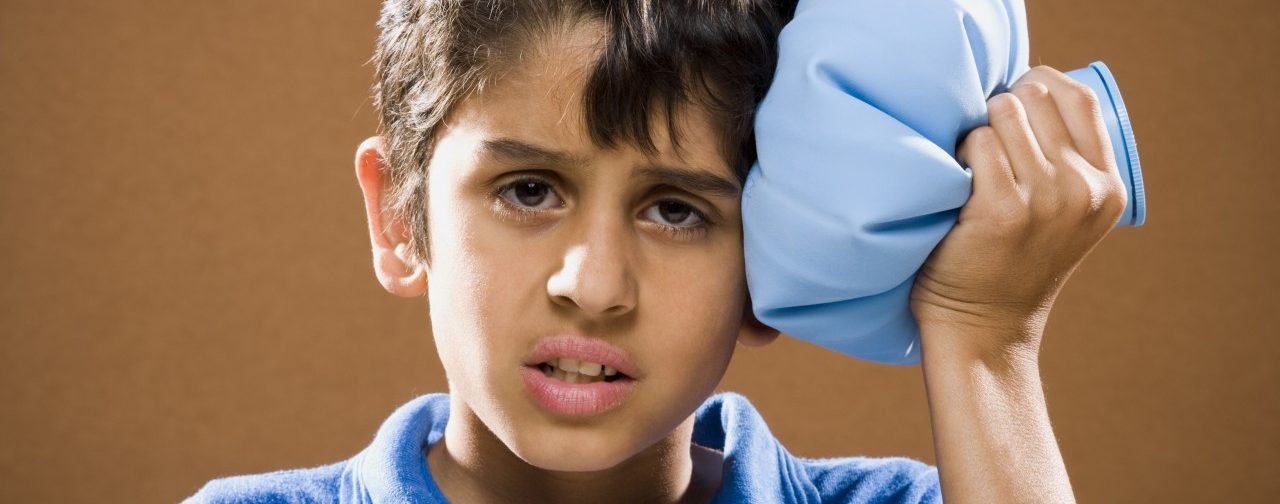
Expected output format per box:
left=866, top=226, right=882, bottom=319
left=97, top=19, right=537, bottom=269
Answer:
left=737, top=291, right=781, bottom=348
left=354, top=136, right=428, bottom=298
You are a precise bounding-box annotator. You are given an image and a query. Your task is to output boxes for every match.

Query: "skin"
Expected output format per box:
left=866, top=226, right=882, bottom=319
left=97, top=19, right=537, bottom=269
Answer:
left=355, top=23, right=777, bottom=504
left=911, top=66, right=1128, bottom=503
left=356, top=19, right=1122, bottom=504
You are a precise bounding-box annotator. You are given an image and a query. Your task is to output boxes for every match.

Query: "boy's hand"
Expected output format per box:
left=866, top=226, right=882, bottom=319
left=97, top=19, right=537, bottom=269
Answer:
left=909, top=65, right=1129, bottom=359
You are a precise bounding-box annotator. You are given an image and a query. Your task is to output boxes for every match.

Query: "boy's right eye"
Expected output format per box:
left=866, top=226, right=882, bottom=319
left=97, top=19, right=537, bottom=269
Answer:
left=498, top=177, right=564, bottom=210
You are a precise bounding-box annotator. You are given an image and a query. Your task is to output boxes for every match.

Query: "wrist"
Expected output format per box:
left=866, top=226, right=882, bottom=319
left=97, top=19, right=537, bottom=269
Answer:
left=918, top=320, right=1045, bottom=375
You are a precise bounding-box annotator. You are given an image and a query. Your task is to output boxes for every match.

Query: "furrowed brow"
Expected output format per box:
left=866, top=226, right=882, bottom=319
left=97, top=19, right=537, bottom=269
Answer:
left=480, top=137, right=740, bottom=199
left=637, top=165, right=741, bottom=200
left=480, top=137, right=589, bottom=167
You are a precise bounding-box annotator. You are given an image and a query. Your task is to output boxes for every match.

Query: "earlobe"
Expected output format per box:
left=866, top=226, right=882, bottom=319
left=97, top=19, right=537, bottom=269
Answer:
left=356, top=136, right=428, bottom=298
left=375, top=243, right=428, bottom=298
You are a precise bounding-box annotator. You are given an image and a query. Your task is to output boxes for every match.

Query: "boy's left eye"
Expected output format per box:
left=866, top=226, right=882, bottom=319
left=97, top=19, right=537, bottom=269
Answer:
left=642, top=200, right=704, bottom=228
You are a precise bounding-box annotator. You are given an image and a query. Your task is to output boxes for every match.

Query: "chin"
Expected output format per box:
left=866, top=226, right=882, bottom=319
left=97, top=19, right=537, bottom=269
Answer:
left=527, top=456, right=621, bottom=473
left=508, top=429, right=637, bottom=472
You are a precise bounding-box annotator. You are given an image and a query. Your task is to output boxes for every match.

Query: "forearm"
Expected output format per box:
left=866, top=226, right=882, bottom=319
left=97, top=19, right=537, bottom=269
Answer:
left=903, top=61, right=1120, bottom=502
left=919, top=326, right=1075, bottom=503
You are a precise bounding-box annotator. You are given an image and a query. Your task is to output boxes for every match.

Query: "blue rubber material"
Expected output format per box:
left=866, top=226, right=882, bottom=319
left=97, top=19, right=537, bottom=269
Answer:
left=744, top=0, right=1146, bottom=365
left=1065, top=61, right=1146, bottom=227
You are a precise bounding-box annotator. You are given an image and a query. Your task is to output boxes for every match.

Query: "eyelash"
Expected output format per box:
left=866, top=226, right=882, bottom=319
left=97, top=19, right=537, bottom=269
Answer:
left=491, top=176, right=714, bottom=241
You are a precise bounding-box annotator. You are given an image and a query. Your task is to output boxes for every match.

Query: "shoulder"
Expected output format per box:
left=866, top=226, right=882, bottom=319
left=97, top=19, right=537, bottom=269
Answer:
left=182, top=393, right=453, bottom=504
left=695, top=392, right=940, bottom=503
left=798, top=455, right=941, bottom=504
left=182, top=460, right=347, bottom=504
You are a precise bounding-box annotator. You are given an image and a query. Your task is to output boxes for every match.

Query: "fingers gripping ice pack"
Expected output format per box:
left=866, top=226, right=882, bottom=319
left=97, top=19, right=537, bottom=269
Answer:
left=743, top=0, right=1146, bottom=365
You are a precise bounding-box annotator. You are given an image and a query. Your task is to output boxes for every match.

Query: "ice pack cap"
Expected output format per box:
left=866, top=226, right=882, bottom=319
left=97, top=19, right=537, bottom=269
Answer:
left=743, top=0, right=1146, bottom=365
left=1065, top=61, right=1146, bottom=227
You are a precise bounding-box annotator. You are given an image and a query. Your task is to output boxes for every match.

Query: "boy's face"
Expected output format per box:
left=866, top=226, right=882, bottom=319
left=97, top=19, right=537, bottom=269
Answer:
left=360, top=24, right=776, bottom=472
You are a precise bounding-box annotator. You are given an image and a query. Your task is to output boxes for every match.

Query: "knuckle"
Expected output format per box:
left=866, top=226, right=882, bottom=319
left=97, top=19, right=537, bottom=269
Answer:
left=1031, top=65, right=1067, bottom=81
left=1010, top=82, right=1050, bottom=105
left=1076, top=170, right=1127, bottom=222
left=959, top=127, right=1002, bottom=167
left=1095, top=193, right=1125, bottom=222
left=1067, top=81, right=1103, bottom=113
left=986, top=93, right=1022, bottom=123
left=1098, top=175, right=1129, bottom=217
left=1017, top=81, right=1051, bottom=97
left=1065, top=170, right=1096, bottom=210
left=1067, top=80, right=1097, bottom=102
left=968, top=126, right=999, bottom=146
left=1025, top=65, right=1053, bottom=79
left=1032, top=64, right=1056, bottom=73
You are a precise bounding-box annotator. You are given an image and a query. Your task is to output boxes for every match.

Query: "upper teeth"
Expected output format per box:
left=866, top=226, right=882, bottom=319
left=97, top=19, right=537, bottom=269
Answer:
left=548, top=358, right=618, bottom=377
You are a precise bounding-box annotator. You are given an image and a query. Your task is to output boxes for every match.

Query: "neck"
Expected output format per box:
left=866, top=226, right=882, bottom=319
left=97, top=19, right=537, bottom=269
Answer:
left=426, top=398, right=720, bottom=504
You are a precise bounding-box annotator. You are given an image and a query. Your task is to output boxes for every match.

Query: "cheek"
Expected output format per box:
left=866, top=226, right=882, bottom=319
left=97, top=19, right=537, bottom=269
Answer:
left=424, top=193, right=528, bottom=375
left=662, top=230, right=745, bottom=313
left=427, top=183, right=521, bottom=306
left=645, top=245, right=746, bottom=369
left=427, top=200, right=552, bottom=351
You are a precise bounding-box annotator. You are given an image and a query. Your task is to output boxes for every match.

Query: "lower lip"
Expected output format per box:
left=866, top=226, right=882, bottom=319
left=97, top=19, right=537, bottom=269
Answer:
left=521, top=365, right=638, bottom=417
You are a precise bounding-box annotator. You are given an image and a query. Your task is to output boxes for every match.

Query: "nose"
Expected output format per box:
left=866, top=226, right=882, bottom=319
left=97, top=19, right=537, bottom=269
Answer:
left=546, top=214, right=637, bottom=317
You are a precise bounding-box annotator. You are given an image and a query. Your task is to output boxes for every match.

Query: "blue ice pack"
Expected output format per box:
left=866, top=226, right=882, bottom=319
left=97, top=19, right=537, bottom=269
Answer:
left=743, top=0, right=1146, bottom=365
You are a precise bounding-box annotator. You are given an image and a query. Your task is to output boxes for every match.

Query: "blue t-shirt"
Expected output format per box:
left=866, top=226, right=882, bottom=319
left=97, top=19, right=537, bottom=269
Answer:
left=186, top=392, right=940, bottom=503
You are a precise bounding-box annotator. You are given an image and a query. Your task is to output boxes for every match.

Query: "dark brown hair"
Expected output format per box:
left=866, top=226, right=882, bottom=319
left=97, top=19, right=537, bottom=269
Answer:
left=370, top=0, right=793, bottom=266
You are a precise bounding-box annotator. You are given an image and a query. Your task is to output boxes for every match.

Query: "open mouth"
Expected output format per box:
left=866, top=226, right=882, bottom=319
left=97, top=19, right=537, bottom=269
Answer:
left=534, top=358, right=631, bottom=384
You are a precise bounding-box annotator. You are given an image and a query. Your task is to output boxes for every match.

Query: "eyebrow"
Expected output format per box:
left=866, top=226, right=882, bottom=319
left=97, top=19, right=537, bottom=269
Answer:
left=480, top=137, right=741, bottom=200
left=481, top=137, right=590, bottom=168
left=635, top=165, right=740, bottom=200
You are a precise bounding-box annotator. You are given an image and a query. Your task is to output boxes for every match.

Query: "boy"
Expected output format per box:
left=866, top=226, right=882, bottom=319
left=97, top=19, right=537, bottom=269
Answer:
left=189, top=0, right=1125, bottom=502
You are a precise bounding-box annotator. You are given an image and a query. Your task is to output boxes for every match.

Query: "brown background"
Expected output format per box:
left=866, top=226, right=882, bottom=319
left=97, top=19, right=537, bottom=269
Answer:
left=1, top=0, right=1275, bottom=502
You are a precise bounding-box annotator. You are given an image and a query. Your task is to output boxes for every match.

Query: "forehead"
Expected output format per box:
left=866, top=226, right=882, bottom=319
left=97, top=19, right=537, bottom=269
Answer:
left=443, top=21, right=733, bottom=181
